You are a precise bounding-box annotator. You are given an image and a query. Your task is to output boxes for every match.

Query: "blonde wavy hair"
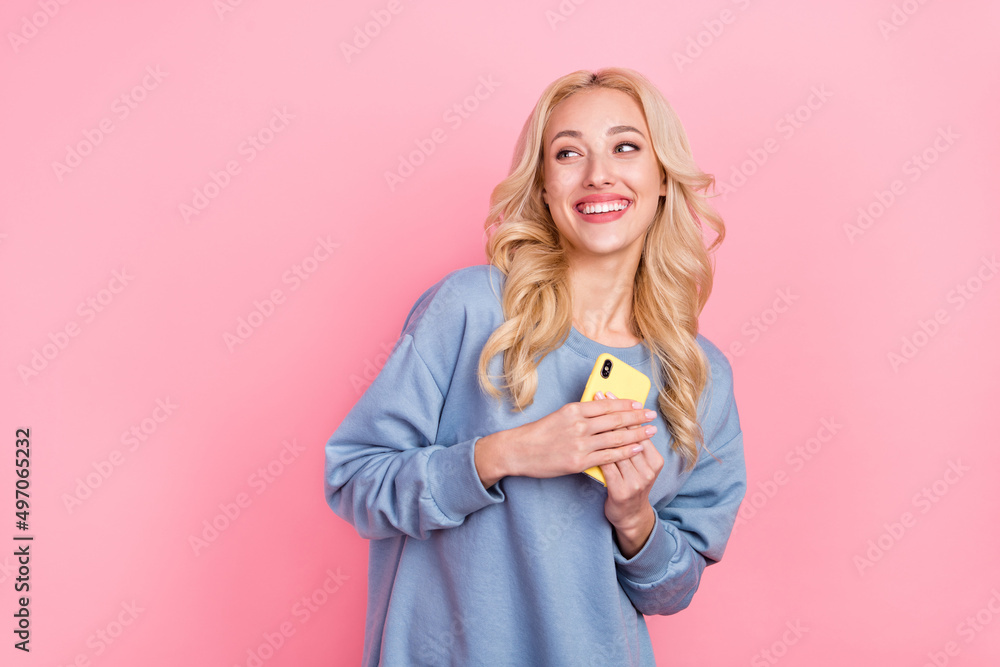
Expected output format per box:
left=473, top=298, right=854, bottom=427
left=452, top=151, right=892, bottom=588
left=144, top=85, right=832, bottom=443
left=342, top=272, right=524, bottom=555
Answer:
left=476, top=67, right=726, bottom=472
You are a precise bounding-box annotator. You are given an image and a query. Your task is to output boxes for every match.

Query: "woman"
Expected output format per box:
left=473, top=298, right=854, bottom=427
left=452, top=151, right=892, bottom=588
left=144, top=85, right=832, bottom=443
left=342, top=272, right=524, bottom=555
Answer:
left=325, top=67, right=746, bottom=666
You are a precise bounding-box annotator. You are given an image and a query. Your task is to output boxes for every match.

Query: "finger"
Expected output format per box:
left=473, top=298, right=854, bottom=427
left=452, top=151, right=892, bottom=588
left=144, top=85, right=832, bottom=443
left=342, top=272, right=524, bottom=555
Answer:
left=599, top=425, right=657, bottom=456
left=607, top=446, right=659, bottom=500
left=589, top=412, right=658, bottom=439
left=602, top=453, right=642, bottom=497
left=628, top=442, right=658, bottom=482
left=577, top=398, right=643, bottom=417
left=594, top=441, right=645, bottom=477
left=604, top=393, right=640, bottom=429
left=640, top=437, right=665, bottom=470
left=598, top=459, right=625, bottom=487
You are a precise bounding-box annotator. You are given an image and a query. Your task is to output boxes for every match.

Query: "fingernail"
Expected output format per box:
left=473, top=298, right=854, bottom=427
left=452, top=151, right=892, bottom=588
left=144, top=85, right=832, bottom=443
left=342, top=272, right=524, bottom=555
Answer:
left=631, top=401, right=642, bottom=409
left=607, top=392, right=617, bottom=399
left=632, top=444, right=644, bottom=453
left=645, top=425, right=657, bottom=435
left=644, top=410, right=656, bottom=420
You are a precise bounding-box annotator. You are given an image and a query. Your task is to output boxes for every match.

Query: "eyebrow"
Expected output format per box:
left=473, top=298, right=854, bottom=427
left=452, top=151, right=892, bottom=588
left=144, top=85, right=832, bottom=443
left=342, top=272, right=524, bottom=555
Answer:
left=549, top=125, right=645, bottom=147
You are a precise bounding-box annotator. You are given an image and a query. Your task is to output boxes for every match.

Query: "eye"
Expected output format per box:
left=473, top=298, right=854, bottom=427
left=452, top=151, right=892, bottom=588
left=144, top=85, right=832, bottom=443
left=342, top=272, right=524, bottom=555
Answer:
left=554, top=142, right=639, bottom=159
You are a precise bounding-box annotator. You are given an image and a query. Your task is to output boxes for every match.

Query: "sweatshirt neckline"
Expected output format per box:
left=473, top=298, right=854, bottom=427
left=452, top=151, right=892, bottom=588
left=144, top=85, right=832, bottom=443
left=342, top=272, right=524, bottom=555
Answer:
left=565, top=325, right=650, bottom=365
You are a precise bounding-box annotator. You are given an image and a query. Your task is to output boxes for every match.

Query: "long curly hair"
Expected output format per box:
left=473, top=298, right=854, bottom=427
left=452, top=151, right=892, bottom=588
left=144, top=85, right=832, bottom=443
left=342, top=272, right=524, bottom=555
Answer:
left=476, top=67, right=726, bottom=472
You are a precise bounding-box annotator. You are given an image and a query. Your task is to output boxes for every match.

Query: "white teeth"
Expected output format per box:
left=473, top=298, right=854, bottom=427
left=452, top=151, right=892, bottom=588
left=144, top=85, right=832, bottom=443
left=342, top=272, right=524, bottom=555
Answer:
left=580, top=200, right=630, bottom=214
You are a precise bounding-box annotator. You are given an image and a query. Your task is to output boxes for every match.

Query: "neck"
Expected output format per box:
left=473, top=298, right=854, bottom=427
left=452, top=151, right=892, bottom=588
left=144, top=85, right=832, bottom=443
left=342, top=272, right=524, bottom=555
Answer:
left=565, top=250, right=642, bottom=344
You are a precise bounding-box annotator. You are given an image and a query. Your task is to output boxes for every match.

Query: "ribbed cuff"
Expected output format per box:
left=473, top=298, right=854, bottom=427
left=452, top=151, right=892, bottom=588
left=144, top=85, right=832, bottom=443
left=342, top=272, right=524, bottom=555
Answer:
left=613, top=519, right=676, bottom=585
left=427, top=437, right=505, bottom=521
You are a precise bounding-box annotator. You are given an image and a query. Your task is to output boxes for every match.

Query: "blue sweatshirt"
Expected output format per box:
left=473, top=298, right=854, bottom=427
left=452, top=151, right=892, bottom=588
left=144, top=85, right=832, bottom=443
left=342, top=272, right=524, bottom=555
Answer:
left=324, top=264, right=746, bottom=666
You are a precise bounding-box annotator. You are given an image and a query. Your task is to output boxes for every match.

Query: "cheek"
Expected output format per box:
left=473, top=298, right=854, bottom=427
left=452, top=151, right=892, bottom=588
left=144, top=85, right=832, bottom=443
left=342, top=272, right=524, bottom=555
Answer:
left=625, top=157, right=658, bottom=181
left=553, top=171, right=576, bottom=189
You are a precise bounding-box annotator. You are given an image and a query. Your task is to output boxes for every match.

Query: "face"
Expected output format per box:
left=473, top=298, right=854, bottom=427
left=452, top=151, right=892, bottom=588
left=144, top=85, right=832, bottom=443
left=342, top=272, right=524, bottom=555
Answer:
left=541, top=87, right=667, bottom=264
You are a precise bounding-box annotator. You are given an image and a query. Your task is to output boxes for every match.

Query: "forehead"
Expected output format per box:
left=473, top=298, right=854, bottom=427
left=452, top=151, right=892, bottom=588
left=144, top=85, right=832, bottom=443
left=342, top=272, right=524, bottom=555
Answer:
left=544, top=88, right=647, bottom=141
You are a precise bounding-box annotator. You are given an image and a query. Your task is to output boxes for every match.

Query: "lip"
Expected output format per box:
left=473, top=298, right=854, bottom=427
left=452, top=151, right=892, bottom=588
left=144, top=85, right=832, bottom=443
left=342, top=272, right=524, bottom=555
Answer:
left=573, top=193, right=633, bottom=209
left=573, top=193, right=633, bottom=223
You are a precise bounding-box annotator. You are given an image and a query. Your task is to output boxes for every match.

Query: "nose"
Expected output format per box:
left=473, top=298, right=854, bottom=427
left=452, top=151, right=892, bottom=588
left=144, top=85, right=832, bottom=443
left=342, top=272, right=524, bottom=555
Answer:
left=584, top=152, right=615, bottom=188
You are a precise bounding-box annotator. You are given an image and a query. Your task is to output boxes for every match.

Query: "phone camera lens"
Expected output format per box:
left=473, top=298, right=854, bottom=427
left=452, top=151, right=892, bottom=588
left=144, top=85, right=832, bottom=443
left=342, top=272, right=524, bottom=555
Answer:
left=601, top=359, right=612, bottom=379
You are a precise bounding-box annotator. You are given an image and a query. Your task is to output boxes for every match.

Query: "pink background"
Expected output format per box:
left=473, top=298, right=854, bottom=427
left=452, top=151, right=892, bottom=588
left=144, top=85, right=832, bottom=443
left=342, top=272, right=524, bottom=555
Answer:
left=3, top=0, right=999, bottom=665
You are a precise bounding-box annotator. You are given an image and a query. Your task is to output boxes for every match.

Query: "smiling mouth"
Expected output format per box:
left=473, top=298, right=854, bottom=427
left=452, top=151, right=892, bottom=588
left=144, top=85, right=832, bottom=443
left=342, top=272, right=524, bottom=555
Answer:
left=576, top=199, right=632, bottom=215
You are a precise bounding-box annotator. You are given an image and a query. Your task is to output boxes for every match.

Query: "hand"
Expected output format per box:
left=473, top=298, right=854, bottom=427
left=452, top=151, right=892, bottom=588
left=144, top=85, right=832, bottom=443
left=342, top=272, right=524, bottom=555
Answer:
left=477, top=397, right=658, bottom=484
left=595, top=391, right=664, bottom=558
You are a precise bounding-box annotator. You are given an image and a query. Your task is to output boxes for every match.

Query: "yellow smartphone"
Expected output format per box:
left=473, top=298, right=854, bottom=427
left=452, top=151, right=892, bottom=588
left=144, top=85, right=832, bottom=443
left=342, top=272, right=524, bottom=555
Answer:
left=579, top=353, right=652, bottom=486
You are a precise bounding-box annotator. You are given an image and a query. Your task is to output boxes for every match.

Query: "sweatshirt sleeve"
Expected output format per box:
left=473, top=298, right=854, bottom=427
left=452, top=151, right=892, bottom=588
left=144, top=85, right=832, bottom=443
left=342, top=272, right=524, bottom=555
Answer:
left=323, top=277, right=506, bottom=541
left=611, top=341, right=747, bottom=616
